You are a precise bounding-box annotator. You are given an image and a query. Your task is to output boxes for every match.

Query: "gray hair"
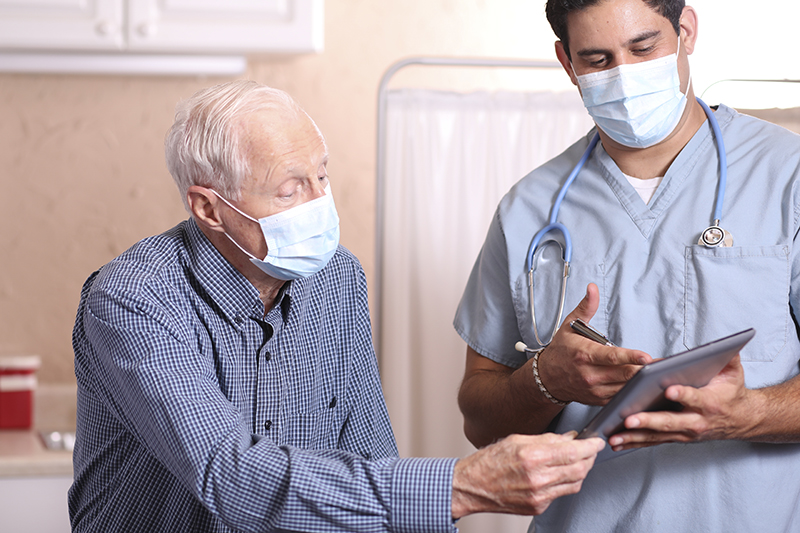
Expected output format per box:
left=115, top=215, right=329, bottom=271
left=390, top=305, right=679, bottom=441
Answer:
left=165, top=80, right=304, bottom=211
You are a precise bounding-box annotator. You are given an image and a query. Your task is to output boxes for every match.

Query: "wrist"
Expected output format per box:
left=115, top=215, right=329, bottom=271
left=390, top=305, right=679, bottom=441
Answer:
left=737, top=387, right=771, bottom=441
left=451, top=459, right=484, bottom=519
left=532, top=347, right=567, bottom=406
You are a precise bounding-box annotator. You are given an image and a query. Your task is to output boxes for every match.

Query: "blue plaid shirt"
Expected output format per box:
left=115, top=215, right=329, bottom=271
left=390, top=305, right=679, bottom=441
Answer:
left=70, top=219, right=457, bottom=533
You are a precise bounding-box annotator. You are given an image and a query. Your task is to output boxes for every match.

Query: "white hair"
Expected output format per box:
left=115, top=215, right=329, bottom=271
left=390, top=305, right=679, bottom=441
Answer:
left=165, top=80, right=305, bottom=212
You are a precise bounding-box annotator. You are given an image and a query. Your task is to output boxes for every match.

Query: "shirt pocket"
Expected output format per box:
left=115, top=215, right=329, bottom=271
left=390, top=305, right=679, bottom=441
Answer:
left=684, top=245, right=790, bottom=362
left=280, top=403, right=345, bottom=450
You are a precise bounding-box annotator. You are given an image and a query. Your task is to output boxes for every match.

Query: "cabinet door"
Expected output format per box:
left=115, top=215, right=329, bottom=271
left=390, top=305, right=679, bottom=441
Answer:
left=127, top=0, right=324, bottom=53
left=0, top=0, right=123, bottom=50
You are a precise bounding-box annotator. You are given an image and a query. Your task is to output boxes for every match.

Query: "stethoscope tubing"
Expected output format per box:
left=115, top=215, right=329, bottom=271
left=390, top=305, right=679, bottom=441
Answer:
left=696, top=98, right=727, bottom=223
left=526, top=97, right=725, bottom=270
left=525, top=133, right=601, bottom=270
left=524, top=97, right=727, bottom=348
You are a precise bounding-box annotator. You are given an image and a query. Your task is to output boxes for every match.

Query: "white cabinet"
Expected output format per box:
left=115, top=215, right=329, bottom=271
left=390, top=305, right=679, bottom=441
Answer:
left=0, top=0, right=323, bottom=54
left=127, top=0, right=323, bottom=53
left=0, top=0, right=124, bottom=50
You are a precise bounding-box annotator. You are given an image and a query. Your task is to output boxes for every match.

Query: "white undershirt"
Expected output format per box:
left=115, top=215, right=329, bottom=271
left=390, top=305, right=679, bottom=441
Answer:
left=624, top=174, right=664, bottom=204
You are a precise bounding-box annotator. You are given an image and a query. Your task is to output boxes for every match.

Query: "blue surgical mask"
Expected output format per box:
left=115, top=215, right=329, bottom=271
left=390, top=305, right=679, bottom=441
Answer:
left=211, top=185, right=340, bottom=281
left=574, top=41, right=688, bottom=148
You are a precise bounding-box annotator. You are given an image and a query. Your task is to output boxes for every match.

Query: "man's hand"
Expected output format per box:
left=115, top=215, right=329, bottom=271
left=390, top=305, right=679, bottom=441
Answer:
left=538, top=284, right=652, bottom=405
left=451, top=432, right=605, bottom=518
left=607, top=355, right=765, bottom=450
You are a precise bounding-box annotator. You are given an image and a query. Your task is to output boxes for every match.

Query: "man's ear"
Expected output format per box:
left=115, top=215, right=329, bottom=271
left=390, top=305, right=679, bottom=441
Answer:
left=555, top=41, right=578, bottom=86
left=187, top=186, right=226, bottom=233
left=679, top=6, right=699, bottom=55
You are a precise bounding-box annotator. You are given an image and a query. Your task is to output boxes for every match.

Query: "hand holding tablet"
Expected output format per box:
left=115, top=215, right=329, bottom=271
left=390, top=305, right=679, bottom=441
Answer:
left=574, top=327, right=755, bottom=442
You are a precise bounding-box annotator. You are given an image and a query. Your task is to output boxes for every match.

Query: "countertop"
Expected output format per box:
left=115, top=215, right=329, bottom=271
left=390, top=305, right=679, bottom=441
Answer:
left=0, top=430, right=73, bottom=477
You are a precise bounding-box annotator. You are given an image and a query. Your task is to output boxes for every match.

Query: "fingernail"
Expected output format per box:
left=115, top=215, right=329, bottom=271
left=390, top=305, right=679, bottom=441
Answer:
left=609, top=436, right=622, bottom=446
left=627, top=417, right=640, bottom=428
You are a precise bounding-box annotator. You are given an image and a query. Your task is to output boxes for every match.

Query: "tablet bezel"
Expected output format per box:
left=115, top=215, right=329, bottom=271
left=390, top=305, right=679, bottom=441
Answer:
left=577, top=328, right=755, bottom=441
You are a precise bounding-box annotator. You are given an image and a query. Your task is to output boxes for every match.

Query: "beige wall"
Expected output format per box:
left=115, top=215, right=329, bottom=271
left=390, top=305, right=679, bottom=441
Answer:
left=0, top=1, right=566, bottom=387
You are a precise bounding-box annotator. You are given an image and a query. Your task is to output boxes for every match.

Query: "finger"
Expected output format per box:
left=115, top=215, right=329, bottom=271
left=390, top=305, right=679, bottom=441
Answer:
left=564, top=283, right=600, bottom=324
left=665, top=384, right=699, bottom=405
left=530, top=456, right=596, bottom=496
left=609, top=429, right=689, bottom=450
left=615, top=411, right=706, bottom=442
left=532, top=476, right=589, bottom=510
left=583, top=346, right=652, bottom=367
left=624, top=410, right=688, bottom=431
left=546, top=437, right=605, bottom=466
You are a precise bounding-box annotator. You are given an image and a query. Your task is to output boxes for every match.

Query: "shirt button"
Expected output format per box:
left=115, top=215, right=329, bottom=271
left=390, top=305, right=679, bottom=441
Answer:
left=263, top=420, right=272, bottom=431
left=234, top=315, right=244, bottom=325
left=263, top=351, right=271, bottom=361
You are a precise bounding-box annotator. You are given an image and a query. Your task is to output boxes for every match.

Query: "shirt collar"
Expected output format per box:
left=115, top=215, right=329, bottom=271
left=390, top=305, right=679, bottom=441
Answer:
left=184, top=218, right=301, bottom=326
left=184, top=218, right=268, bottom=326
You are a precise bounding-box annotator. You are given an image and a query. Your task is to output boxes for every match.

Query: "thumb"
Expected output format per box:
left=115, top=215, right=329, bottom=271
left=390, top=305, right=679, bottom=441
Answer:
left=566, top=283, right=599, bottom=324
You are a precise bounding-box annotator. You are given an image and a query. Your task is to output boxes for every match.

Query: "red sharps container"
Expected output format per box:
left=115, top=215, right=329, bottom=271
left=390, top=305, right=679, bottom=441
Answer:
left=0, top=356, right=41, bottom=429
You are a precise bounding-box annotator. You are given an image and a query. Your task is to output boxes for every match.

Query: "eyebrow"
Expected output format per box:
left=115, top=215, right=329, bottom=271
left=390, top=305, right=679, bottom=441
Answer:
left=575, top=29, right=662, bottom=58
left=282, top=155, right=329, bottom=176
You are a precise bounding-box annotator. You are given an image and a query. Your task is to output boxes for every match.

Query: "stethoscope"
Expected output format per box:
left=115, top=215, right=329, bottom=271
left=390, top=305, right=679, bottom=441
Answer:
left=526, top=98, right=732, bottom=348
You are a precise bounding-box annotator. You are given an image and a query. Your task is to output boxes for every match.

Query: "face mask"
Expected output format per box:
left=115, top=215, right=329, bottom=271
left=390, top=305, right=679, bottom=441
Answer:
left=574, top=41, right=688, bottom=149
left=211, top=185, right=340, bottom=281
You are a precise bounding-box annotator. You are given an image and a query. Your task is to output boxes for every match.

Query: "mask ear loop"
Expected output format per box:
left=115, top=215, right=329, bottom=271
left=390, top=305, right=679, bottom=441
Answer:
left=207, top=189, right=265, bottom=261
left=208, top=189, right=259, bottom=223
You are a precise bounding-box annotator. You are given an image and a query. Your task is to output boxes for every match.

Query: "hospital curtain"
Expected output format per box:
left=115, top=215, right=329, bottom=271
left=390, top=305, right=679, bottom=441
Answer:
left=379, top=88, right=593, bottom=533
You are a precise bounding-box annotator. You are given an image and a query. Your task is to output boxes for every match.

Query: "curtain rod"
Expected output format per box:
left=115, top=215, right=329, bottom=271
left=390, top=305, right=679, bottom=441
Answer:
left=373, top=56, right=561, bottom=365
left=700, top=78, right=800, bottom=100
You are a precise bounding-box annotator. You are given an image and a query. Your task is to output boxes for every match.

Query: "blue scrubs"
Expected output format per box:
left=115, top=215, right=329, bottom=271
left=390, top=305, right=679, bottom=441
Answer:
left=454, top=105, right=800, bottom=532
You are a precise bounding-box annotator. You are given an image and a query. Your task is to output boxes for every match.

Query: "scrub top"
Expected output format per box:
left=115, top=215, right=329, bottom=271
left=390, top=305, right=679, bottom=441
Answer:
left=454, top=104, right=800, bottom=532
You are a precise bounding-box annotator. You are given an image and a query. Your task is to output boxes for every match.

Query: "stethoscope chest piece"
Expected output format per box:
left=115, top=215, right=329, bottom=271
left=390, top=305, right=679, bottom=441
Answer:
left=698, top=221, right=734, bottom=247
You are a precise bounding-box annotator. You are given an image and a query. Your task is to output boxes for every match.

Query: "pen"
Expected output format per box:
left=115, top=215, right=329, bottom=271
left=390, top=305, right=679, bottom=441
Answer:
left=570, top=319, right=616, bottom=347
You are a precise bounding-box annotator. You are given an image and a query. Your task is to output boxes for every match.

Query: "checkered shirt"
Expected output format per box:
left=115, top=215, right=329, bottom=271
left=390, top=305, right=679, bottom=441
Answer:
left=69, top=219, right=457, bottom=533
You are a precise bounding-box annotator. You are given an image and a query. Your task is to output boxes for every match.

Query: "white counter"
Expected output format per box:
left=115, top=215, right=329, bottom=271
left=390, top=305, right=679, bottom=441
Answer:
left=0, top=430, right=72, bottom=478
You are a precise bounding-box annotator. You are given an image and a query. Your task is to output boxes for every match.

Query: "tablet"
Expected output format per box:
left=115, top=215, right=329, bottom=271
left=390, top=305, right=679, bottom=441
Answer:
left=577, top=328, right=755, bottom=441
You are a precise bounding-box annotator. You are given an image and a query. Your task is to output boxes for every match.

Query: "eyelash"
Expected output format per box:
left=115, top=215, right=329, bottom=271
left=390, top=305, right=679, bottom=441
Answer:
left=587, top=45, right=655, bottom=67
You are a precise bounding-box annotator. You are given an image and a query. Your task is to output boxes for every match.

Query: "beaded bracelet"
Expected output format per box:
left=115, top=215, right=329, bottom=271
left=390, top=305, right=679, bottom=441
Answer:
left=531, top=348, right=567, bottom=406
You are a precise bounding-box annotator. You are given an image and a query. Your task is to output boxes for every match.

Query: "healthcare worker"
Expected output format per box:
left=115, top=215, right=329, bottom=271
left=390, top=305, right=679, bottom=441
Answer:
left=454, top=0, right=800, bottom=531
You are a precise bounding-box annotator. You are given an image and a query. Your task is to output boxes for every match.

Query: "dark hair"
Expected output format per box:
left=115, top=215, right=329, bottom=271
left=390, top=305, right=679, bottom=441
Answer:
left=546, top=0, right=685, bottom=59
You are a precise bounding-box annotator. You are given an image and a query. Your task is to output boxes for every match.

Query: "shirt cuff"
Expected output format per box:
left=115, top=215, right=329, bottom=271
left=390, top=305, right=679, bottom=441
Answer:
left=391, top=457, right=459, bottom=533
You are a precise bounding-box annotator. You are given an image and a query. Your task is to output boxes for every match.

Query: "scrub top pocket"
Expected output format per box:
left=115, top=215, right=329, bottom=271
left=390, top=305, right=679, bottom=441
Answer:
left=684, top=245, right=790, bottom=362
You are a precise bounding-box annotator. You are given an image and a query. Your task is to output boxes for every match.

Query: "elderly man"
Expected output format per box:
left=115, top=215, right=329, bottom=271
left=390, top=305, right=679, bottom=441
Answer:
left=455, top=0, right=800, bottom=532
left=68, top=80, right=604, bottom=532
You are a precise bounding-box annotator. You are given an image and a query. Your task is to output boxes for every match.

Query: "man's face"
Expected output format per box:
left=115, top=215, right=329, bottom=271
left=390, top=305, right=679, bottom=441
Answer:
left=565, top=0, right=686, bottom=83
left=220, top=109, right=330, bottom=261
